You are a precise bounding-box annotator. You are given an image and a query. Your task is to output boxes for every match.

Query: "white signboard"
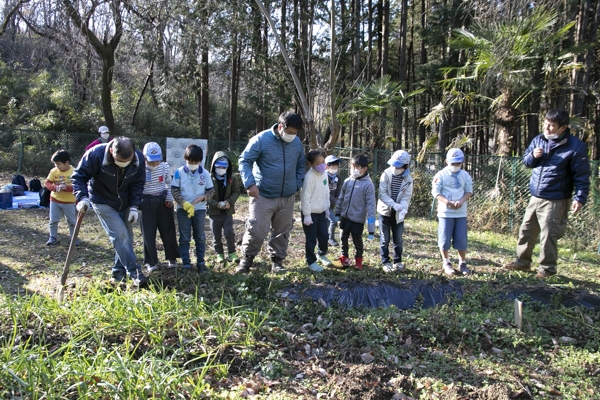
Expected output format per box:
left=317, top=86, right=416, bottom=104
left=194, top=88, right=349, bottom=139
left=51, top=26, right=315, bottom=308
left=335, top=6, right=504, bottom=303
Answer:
left=166, top=138, right=208, bottom=176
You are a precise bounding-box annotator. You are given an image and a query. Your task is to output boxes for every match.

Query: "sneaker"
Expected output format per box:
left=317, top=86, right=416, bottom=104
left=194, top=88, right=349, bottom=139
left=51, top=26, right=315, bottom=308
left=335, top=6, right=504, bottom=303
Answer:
left=328, top=239, right=339, bottom=247
left=339, top=255, right=352, bottom=268
left=146, top=264, right=159, bottom=274
left=197, top=262, right=209, bottom=273
left=167, top=260, right=178, bottom=269
left=182, top=264, right=192, bottom=270
left=317, top=254, right=333, bottom=267
left=354, top=257, right=363, bottom=270
left=394, top=262, right=406, bottom=272
left=382, top=262, right=394, bottom=273
left=443, top=261, right=455, bottom=276
left=111, top=270, right=127, bottom=283
left=46, top=236, right=58, bottom=246
left=458, top=262, right=470, bottom=275
left=228, top=253, right=239, bottom=263
left=216, top=254, right=226, bottom=264
left=504, top=261, right=532, bottom=272
left=235, top=255, right=254, bottom=274
left=535, top=270, right=556, bottom=279
left=308, top=262, right=324, bottom=272
left=128, top=269, right=148, bottom=287
left=271, top=259, right=287, bottom=273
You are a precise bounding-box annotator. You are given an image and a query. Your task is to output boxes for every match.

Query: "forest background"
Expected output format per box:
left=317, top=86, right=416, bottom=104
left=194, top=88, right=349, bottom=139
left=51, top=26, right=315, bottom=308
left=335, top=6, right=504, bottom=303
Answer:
left=0, top=0, right=599, bottom=158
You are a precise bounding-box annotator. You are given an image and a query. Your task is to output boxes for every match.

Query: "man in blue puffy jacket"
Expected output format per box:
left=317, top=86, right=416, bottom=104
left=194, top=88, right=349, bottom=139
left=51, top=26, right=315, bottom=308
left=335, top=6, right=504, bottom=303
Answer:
left=505, top=110, right=590, bottom=279
left=72, top=137, right=148, bottom=286
left=236, top=111, right=306, bottom=274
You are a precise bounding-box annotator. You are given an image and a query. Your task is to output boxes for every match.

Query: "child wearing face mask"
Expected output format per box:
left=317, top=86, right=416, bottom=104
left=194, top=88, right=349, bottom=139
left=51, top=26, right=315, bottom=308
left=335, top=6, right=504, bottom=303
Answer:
left=377, top=150, right=414, bottom=273
left=325, top=155, right=342, bottom=246
left=432, top=148, right=473, bottom=276
left=172, top=144, right=215, bottom=272
left=301, top=149, right=333, bottom=272
left=85, top=125, right=111, bottom=152
left=334, top=154, right=377, bottom=270
left=207, top=152, right=241, bottom=266
left=140, top=142, right=180, bottom=274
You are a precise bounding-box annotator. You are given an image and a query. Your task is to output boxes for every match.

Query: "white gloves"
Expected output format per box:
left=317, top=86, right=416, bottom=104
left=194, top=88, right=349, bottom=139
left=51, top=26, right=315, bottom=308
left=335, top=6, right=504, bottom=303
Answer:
left=76, top=197, right=91, bottom=213
left=55, top=183, right=66, bottom=192
left=128, top=206, right=139, bottom=224
left=398, top=210, right=408, bottom=220
left=393, top=204, right=403, bottom=212
left=303, top=215, right=313, bottom=226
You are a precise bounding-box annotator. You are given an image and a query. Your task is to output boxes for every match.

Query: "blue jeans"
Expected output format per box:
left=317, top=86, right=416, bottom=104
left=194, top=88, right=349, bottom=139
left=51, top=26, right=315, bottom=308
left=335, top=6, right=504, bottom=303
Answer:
left=328, top=211, right=339, bottom=241
left=177, top=208, right=206, bottom=266
left=93, top=203, right=139, bottom=275
left=379, top=214, right=404, bottom=264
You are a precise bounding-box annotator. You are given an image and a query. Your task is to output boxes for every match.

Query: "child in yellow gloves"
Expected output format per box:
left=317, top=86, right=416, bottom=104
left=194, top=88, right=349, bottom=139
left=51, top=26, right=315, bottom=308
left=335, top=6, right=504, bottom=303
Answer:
left=171, top=144, right=214, bottom=272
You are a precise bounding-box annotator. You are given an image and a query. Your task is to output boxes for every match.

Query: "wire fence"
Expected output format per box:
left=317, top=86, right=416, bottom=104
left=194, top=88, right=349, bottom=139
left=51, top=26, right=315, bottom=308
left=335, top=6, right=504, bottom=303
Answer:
left=2, top=128, right=599, bottom=251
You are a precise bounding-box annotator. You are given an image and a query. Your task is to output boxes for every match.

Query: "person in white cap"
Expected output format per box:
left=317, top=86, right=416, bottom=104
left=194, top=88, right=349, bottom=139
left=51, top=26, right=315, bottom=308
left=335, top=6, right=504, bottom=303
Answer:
left=431, top=148, right=473, bottom=276
left=140, top=142, right=180, bottom=274
left=325, top=154, right=342, bottom=246
left=85, top=125, right=111, bottom=152
left=377, top=150, right=413, bottom=273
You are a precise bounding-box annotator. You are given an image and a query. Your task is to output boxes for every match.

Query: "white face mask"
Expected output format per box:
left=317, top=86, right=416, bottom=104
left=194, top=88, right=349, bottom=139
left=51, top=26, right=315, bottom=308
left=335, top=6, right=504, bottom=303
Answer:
left=187, top=163, right=200, bottom=171
left=215, top=167, right=227, bottom=176
left=281, top=133, right=296, bottom=143
left=351, top=169, right=362, bottom=178
left=100, top=133, right=110, bottom=141
left=146, top=165, right=156, bottom=171
left=328, top=167, right=338, bottom=175
left=544, top=133, right=559, bottom=140
left=394, top=168, right=405, bottom=176
left=448, top=165, right=461, bottom=173
left=114, top=159, right=131, bottom=168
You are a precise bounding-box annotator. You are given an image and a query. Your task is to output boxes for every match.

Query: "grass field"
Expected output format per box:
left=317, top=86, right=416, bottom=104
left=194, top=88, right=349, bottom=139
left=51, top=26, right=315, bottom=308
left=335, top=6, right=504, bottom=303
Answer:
left=0, top=195, right=599, bottom=399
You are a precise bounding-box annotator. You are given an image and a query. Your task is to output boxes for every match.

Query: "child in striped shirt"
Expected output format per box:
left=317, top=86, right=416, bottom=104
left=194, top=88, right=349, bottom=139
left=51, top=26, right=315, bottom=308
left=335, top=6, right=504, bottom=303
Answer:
left=140, top=142, right=180, bottom=273
left=377, top=150, right=413, bottom=273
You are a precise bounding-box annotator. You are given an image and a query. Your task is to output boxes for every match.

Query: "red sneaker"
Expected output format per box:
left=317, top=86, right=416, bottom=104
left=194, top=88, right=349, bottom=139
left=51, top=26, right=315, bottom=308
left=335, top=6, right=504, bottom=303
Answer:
left=339, top=255, right=352, bottom=268
left=354, top=257, right=363, bottom=270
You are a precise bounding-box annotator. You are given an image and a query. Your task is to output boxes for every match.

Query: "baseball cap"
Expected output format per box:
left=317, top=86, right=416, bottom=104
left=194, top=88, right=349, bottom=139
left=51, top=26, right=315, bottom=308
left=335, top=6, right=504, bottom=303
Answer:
left=387, top=150, right=410, bottom=168
left=98, top=126, right=110, bottom=134
left=325, top=155, right=340, bottom=165
left=143, top=142, right=163, bottom=162
left=446, top=148, right=465, bottom=163
left=214, top=157, right=229, bottom=168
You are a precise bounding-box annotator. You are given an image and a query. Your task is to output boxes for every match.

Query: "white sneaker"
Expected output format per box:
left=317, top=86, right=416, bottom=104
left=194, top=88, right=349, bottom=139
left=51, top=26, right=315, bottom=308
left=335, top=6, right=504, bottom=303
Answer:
left=394, top=262, right=405, bottom=272
left=146, top=264, right=159, bottom=274
left=459, top=262, right=471, bottom=275
left=167, top=260, right=178, bottom=269
left=308, top=262, right=324, bottom=272
left=317, top=254, right=333, bottom=267
left=443, top=262, right=455, bottom=276
left=382, top=262, right=394, bottom=273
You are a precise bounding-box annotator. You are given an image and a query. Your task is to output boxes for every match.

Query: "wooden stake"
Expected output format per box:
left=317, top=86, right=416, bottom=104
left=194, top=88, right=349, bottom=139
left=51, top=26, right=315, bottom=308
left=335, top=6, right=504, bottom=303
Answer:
left=515, top=299, right=523, bottom=330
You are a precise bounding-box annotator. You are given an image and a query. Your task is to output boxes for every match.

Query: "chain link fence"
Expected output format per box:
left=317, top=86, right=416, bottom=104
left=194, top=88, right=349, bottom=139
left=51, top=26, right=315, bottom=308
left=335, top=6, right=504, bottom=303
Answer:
left=1, top=129, right=599, bottom=251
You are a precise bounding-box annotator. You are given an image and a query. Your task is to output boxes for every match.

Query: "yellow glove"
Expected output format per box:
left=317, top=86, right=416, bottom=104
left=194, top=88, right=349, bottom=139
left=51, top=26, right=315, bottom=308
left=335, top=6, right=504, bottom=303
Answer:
left=182, top=201, right=195, bottom=218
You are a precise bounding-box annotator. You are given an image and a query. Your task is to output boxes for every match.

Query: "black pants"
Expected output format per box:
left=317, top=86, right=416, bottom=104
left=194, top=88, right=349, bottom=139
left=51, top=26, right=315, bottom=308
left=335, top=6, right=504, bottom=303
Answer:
left=140, top=195, right=180, bottom=265
left=340, top=217, right=364, bottom=258
left=301, top=211, right=328, bottom=265
left=209, top=213, right=236, bottom=255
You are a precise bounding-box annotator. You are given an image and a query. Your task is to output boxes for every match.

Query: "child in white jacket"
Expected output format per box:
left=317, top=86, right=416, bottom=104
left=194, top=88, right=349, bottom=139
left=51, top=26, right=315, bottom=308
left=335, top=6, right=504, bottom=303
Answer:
left=377, top=150, right=413, bottom=273
left=301, top=149, right=332, bottom=272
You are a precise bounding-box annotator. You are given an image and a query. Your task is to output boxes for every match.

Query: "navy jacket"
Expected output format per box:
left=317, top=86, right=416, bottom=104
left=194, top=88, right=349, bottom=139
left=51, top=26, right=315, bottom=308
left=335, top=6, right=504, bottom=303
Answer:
left=524, top=130, right=590, bottom=204
left=72, top=141, right=146, bottom=211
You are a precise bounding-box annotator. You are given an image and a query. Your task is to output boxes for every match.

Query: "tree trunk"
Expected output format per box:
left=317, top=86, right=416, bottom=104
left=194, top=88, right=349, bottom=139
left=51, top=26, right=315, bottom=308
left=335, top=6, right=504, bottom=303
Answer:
left=381, top=0, right=389, bottom=77
left=229, top=34, right=240, bottom=144
left=324, top=0, right=340, bottom=153
left=494, top=92, right=516, bottom=156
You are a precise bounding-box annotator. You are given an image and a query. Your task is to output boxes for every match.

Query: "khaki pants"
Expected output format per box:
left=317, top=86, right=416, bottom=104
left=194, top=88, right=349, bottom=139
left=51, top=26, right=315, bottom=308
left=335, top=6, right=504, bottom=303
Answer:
left=241, top=195, right=295, bottom=261
left=516, top=196, right=569, bottom=273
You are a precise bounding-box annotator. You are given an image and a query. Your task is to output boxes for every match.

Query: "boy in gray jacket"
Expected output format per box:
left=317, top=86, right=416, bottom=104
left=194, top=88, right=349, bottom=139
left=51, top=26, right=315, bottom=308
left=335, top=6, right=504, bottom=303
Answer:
left=334, top=154, right=376, bottom=270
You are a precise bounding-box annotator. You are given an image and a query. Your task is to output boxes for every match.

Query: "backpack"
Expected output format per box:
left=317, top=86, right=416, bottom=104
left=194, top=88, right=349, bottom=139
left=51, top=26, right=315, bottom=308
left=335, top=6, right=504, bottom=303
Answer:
left=2, top=184, right=24, bottom=197
left=39, top=187, right=51, bottom=207
left=29, top=178, right=42, bottom=192
left=11, top=174, right=28, bottom=191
